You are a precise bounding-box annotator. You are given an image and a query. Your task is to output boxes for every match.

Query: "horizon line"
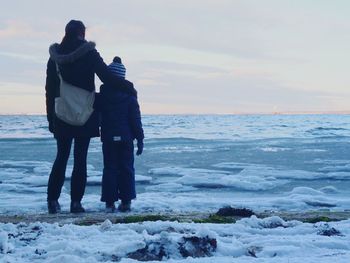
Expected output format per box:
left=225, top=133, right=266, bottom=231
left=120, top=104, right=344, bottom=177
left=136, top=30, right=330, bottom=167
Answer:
left=1, top=110, right=350, bottom=116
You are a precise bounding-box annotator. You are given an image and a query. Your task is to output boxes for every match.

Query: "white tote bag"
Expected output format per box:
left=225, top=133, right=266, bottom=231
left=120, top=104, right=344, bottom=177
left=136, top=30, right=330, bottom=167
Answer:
left=54, top=63, right=95, bottom=126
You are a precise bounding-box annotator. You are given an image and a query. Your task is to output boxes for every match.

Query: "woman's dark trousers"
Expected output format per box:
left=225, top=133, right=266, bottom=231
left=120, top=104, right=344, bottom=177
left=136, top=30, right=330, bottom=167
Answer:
left=47, top=137, right=90, bottom=202
left=101, top=141, right=136, bottom=203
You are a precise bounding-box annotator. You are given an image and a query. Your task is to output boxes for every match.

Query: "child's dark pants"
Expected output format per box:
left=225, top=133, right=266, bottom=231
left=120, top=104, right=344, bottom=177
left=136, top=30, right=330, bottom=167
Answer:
left=101, top=141, right=136, bottom=203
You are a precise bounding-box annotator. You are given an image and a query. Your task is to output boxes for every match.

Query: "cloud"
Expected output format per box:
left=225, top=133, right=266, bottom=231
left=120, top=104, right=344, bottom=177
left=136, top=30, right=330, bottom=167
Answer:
left=130, top=60, right=349, bottom=114
left=0, top=53, right=46, bottom=85
left=0, top=51, right=45, bottom=63
left=81, top=0, right=350, bottom=62
left=0, top=20, right=48, bottom=40
left=0, top=81, right=44, bottom=114
left=0, top=82, right=43, bottom=96
left=136, top=79, right=168, bottom=87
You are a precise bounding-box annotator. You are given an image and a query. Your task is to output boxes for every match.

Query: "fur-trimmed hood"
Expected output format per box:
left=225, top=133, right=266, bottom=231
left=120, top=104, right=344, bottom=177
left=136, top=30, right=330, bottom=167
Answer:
left=49, top=41, right=96, bottom=64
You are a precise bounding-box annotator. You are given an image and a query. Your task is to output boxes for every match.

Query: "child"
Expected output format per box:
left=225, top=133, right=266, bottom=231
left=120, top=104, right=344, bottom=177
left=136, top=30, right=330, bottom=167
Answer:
left=98, top=56, right=144, bottom=212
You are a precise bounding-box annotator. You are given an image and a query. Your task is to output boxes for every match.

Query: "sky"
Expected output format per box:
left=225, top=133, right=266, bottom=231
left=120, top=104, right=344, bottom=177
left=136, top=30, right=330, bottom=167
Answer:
left=0, top=0, right=349, bottom=114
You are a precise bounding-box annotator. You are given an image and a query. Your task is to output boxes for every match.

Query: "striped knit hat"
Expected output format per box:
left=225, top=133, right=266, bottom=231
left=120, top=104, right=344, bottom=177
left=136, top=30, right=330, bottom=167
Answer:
left=108, top=56, right=126, bottom=78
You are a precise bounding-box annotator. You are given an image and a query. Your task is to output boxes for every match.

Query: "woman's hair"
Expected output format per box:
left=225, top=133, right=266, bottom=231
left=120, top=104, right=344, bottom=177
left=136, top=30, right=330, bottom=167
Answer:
left=61, top=20, right=86, bottom=44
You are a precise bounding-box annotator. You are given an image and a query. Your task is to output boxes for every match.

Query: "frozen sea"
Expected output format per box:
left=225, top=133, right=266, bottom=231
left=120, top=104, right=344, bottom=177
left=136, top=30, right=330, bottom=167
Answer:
left=1, top=114, right=350, bottom=214
left=1, top=114, right=350, bottom=262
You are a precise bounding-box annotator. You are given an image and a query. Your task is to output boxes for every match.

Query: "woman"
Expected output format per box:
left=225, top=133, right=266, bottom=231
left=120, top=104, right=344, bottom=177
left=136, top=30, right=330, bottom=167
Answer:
left=45, top=20, right=135, bottom=214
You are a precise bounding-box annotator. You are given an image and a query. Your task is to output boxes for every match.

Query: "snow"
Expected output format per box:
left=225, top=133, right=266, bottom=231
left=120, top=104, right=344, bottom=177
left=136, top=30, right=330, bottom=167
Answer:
left=0, top=217, right=350, bottom=262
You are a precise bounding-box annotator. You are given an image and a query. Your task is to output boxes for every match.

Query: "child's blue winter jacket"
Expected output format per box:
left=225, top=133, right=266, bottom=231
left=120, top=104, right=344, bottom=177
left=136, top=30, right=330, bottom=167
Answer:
left=96, top=84, right=144, bottom=143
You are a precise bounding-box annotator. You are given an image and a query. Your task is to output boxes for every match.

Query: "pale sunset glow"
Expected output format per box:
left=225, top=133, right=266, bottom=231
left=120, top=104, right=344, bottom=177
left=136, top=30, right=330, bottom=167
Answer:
left=1, top=0, right=350, bottom=114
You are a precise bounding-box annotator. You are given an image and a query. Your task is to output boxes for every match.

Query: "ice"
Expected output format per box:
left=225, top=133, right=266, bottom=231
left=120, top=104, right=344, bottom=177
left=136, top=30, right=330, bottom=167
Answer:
left=150, top=166, right=288, bottom=191
left=319, top=186, right=340, bottom=194
left=308, top=159, right=350, bottom=165
left=0, top=231, right=9, bottom=254
left=214, top=162, right=350, bottom=180
left=146, top=183, right=196, bottom=192
left=266, top=187, right=339, bottom=210
left=318, top=163, right=350, bottom=173
left=9, top=175, right=48, bottom=187
left=149, top=145, right=221, bottom=153
left=290, top=186, right=324, bottom=195
left=135, top=174, right=152, bottom=183
left=86, top=175, right=102, bottom=185
left=0, top=160, right=52, bottom=168
left=86, top=174, right=152, bottom=187
left=299, top=149, right=327, bottom=153
left=259, top=147, right=291, bottom=152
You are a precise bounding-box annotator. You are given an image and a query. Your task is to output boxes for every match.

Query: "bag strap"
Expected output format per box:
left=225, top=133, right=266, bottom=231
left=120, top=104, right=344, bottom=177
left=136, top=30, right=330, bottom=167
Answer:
left=55, top=63, right=63, bottom=82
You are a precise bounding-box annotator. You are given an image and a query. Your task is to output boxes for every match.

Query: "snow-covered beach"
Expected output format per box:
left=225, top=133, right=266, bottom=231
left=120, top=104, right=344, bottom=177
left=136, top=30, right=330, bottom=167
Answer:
left=1, top=216, right=350, bottom=262
left=1, top=114, right=350, bottom=262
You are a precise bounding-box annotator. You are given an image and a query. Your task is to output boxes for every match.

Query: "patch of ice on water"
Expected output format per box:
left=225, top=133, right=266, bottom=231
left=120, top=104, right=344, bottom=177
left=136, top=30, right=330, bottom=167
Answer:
left=86, top=176, right=102, bottom=185
left=318, top=163, right=350, bottom=173
left=148, top=163, right=350, bottom=194
left=319, top=186, right=339, bottom=194
left=259, top=147, right=291, bottom=152
left=212, top=162, right=260, bottom=169
left=307, top=159, right=349, bottom=165
left=84, top=174, right=152, bottom=186
left=322, top=172, right=350, bottom=180
left=177, top=172, right=286, bottom=191
left=33, top=165, right=52, bottom=174
left=149, top=167, right=231, bottom=177
left=10, top=175, right=48, bottom=187
left=290, top=187, right=324, bottom=195
left=299, top=149, right=327, bottom=153
left=149, top=145, right=223, bottom=153
left=214, top=162, right=350, bottom=180
left=0, top=168, right=27, bottom=179
left=268, top=187, right=338, bottom=209
left=149, top=166, right=287, bottom=191
left=0, top=161, right=101, bottom=190
left=146, top=182, right=196, bottom=192
left=0, top=160, right=52, bottom=168
left=135, top=174, right=152, bottom=183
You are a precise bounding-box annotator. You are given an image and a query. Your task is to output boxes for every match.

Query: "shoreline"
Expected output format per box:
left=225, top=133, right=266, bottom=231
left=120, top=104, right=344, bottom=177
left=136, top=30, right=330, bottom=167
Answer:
left=1, top=210, right=349, bottom=226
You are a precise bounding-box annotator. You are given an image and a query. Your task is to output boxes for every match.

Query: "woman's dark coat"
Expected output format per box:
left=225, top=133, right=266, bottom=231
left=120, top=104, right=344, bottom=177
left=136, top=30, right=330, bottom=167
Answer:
left=45, top=39, right=136, bottom=138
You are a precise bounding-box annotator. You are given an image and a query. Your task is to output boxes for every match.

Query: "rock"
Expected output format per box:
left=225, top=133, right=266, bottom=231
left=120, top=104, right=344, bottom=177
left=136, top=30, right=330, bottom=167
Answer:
left=179, top=236, right=217, bottom=258
left=216, top=206, right=254, bottom=217
left=35, top=248, right=47, bottom=255
left=246, top=246, right=263, bottom=257
left=127, top=235, right=217, bottom=260
left=127, top=243, right=166, bottom=261
left=318, top=227, right=343, bottom=236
